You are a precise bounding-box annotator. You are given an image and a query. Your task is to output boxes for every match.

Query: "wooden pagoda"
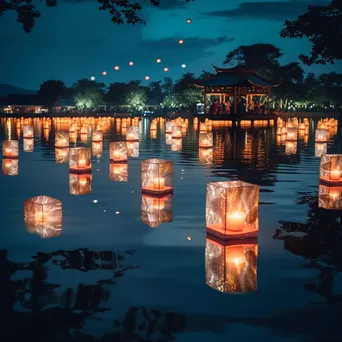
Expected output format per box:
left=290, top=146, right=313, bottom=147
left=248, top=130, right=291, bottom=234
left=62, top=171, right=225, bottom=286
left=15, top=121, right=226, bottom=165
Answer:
left=194, top=65, right=281, bottom=115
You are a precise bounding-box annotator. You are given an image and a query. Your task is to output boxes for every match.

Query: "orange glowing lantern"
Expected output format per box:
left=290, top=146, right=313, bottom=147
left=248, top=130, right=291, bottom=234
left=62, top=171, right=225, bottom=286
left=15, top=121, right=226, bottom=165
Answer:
left=205, top=237, right=258, bottom=293
left=165, top=133, right=172, bottom=145
left=150, top=129, right=157, bottom=139
left=199, top=147, right=213, bottom=165
left=156, top=58, right=161, bottom=63
left=141, top=158, right=173, bottom=195
left=110, top=142, right=128, bottom=162
left=164, top=67, right=168, bottom=72
left=109, top=163, right=128, bottom=182
left=171, top=125, right=182, bottom=139
left=69, top=173, right=92, bottom=196
left=199, top=122, right=207, bottom=133
left=320, top=154, right=342, bottom=184
left=171, top=138, right=182, bottom=151
left=24, top=196, right=62, bottom=238
left=141, top=194, right=172, bottom=228
left=92, top=130, right=103, bottom=142
left=55, top=132, right=69, bottom=148
left=285, top=141, right=297, bottom=155
left=23, top=125, right=34, bottom=138
left=2, top=158, right=18, bottom=176
left=114, top=66, right=119, bottom=70
left=286, top=127, right=298, bottom=141
left=55, top=148, right=69, bottom=164
left=299, top=123, right=305, bottom=130
left=199, top=133, right=213, bottom=148
left=127, top=141, right=139, bottom=158
left=23, top=138, right=34, bottom=152
left=165, top=121, right=175, bottom=134
left=80, top=126, right=88, bottom=135
left=150, top=121, right=157, bottom=130
left=178, top=39, right=184, bottom=44
left=276, top=127, right=282, bottom=135
left=69, top=147, right=91, bottom=173
left=92, top=142, right=103, bottom=157
left=126, top=126, right=139, bottom=141
left=206, top=181, right=259, bottom=239
left=315, top=129, right=328, bottom=143
left=2, top=140, right=19, bottom=159
left=318, top=184, right=342, bottom=210
left=315, top=143, right=327, bottom=158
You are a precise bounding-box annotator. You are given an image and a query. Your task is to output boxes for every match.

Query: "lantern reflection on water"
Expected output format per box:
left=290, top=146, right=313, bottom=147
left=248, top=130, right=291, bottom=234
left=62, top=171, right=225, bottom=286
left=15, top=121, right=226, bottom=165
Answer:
left=2, top=158, right=18, bottom=176
left=69, top=147, right=91, bottom=173
left=199, top=133, right=213, bottom=148
left=205, top=237, right=258, bottom=293
left=318, top=184, right=342, bottom=210
left=110, top=142, right=128, bottom=162
left=320, top=154, right=342, bottom=184
left=206, top=181, right=259, bottom=239
left=285, top=141, right=297, bottom=155
left=126, top=126, right=139, bottom=141
left=286, top=127, right=298, bottom=141
left=171, top=138, right=182, bottom=151
left=171, top=125, right=182, bottom=139
left=24, top=196, right=62, bottom=239
left=199, top=147, right=213, bottom=165
left=127, top=141, right=139, bottom=158
left=55, top=132, right=69, bottom=148
left=165, top=133, right=172, bottom=145
left=92, top=130, right=103, bottom=142
left=23, top=138, right=34, bottom=152
left=150, top=129, right=157, bottom=139
left=141, top=194, right=172, bottom=228
left=69, top=173, right=92, bottom=196
left=315, top=129, right=328, bottom=143
left=23, top=125, right=34, bottom=138
left=109, top=163, right=128, bottom=182
left=165, top=121, right=175, bottom=134
left=2, top=140, right=19, bottom=158
left=55, top=148, right=69, bottom=164
left=315, top=143, right=327, bottom=158
left=141, top=158, right=173, bottom=195
left=92, top=142, right=103, bottom=157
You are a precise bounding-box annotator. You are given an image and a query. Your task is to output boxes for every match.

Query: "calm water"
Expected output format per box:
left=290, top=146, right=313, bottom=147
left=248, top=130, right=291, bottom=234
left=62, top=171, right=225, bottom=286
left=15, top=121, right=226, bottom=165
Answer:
left=1, top=116, right=342, bottom=342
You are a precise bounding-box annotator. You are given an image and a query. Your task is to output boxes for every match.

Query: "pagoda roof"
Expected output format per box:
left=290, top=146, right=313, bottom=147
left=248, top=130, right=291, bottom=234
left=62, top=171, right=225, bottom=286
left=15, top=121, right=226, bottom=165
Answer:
left=194, top=65, right=281, bottom=88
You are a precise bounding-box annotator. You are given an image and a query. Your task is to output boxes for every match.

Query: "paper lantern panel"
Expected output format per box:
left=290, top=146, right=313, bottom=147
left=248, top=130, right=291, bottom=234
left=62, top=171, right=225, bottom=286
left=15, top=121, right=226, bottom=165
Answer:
left=286, top=127, right=298, bottom=141
left=206, top=181, right=259, bottom=239
left=126, top=126, right=139, bottom=141
left=127, top=142, right=139, bottom=158
left=2, top=140, right=19, bottom=158
left=171, top=138, right=182, bottom=151
left=171, top=125, right=182, bottom=139
left=69, top=173, right=92, bottom=196
left=199, top=148, right=213, bottom=165
left=69, top=147, right=92, bottom=173
left=315, top=129, right=328, bottom=143
left=55, top=148, right=69, bottom=164
left=110, top=142, right=128, bottom=162
left=165, top=121, right=175, bottom=134
left=55, top=132, right=69, bottom=148
left=199, top=133, right=213, bottom=148
left=109, top=163, right=128, bottom=182
left=320, top=154, right=342, bottom=184
left=92, top=130, right=103, bottom=142
left=23, top=138, right=34, bottom=152
left=141, top=194, right=172, bottom=228
left=2, top=158, right=18, bottom=176
left=318, top=184, right=342, bottom=210
left=92, top=142, right=103, bottom=158
left=23, top=125, right=34, bottom=138
left=285, top=141, right=297, bottom=155
left=315, top=143, right=327, bottom=158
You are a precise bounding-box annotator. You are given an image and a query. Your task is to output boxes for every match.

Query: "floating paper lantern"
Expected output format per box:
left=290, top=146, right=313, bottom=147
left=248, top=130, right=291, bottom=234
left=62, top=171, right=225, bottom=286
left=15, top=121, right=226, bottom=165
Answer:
left=178, top=39, right=184, bottom=44
left=80, top=126, right=88, bottom=134
left=126, top=126, right=139, bottom=141
left=24, top=196, right=62, bottom=238
left=285, top=141, right=297, bottom=155
left=276, top=127, right=282, bottom=135
left=110, top=142, right=128, bottom=162
left=171, top=125, right=182, bottom=139
left=55, top=132, right=69, bottom=148
left=199, top=122, right=207, bottom=133
left=69, top=173, right=92, bottom=196
left=164, top=67, right=168, bottom=72
left=199, top=133, right=213, bottom=148
left=92, top=142, right=103, bottom=158
left=171, top=138, right=182, bottom=151
left=2, top=158, right=18, bottom=176
left=315, top=129, right=328, bottom=143
left=141, top=158, right=173, bottom=195
left=286, top=127, right=298, bottom=141
left=156, top=58, right=161, bottom=63
left=165, top=121, right=175, bottom=134
left=186, top=18, right=192, bottom=24
left=206, top=181, right=259, bottom=239
left=55, top=147, right=69, bottom=164
left=23, top=138, right=34, bottom=152
left=109, top=163, right=128, bottom=182
left=141, top=194, right=172, bottom=228
left=320, top=154, right=342, bottom=184
left=23, top=125, right=34, bottom=138
left=69, top=147, right=92, bottom=173
left=114, top=66, right=119, bottom=70
left=299, top=123, right=305, bottom=130
left=92, top=130, right=103, bottom=142
left=205, top=237, right=258, bottom=293
left=199, top=148, right=213, bottom=165
left=2, top=140, right=19, bottom=158
left=69, top=123, right=76, bottom=133
left=127, top=141, right=139, bottom=158
left=315, top=143, right=327, bottom=158
left=318, top=184, right=342, bottom=210
left=150, top=129, right=157, bottom=139
left=165, top=133, right=172, bottom=145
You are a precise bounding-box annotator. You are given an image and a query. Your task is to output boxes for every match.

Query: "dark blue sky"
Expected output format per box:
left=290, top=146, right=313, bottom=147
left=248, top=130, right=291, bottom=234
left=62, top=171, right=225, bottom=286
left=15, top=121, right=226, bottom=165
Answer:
left=0, top=0, right=339, bottom=90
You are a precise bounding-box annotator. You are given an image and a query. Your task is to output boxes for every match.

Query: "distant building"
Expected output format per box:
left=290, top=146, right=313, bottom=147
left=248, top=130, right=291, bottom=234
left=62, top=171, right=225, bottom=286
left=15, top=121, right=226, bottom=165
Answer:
left=0, top=94, right=45, bottom=114
left=53, top=99, right=77, bottom=113
left=142, top=99, right=162, bottom=114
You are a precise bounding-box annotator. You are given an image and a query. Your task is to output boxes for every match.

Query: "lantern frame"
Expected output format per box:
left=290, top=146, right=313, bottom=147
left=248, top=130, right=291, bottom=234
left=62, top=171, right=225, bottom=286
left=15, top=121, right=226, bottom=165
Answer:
left=92, top=130, right=103, bottom=142
left=2, top=140, right=19, bottom=159
left=320, top=154, right=342, bottom=185
left=2, top=158, right=18, bottom=176
left=23, top=125, right=34, bottom=138
left=69, top=147, right=92, bottom=173
left=315, top=129, right=328, bottom=143
left=286, top=127, right=298, bottom=141
left=141, top=194, right=172, bottom=228
left=126, top=126, right=139, bottom=141
left=55, top=132, right=69, bottom=148
left=109, top=142, right=128, bottom=162
left=69, top=173, right=92, bottom=196
left=109, top=163, right=128, bottom=182
left=199, top=133, right=213, bottom=148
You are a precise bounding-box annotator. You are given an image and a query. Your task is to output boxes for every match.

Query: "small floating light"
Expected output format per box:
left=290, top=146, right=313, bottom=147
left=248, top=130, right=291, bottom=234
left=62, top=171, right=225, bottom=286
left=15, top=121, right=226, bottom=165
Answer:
left=129, top=61, right=134, bottom=66
left=178, top=40, right=184, bottom=44
left=145, top=76, right=150, bottom=80
left=102, top=71, right=107, bottom=76
left=114, top=66, right=119, bottom=70
left=156, top=58, right=161, bottom=63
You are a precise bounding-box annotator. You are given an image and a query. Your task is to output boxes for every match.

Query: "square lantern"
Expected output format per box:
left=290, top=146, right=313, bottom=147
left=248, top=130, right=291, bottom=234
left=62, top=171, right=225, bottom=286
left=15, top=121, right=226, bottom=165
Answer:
left=55, top=148, right=69, bottom=164
left=127, top=141, right=139, bottom=158
left=318, top=184, right=342, bottom=210
left=109, top=163, right=128, bottom=182
left=286, top=127, right=298, bottom=141
left=80, top=126, right=88, bottom=135
left=23, top=125, right=34, bottom=138
left=171, top=138, right=182, bottom=151
left=92, top=130, right=103, bottom=142
left=126, top=126, right=139, bottom=141
left=165, top=121, right=175, bottom=134
left=150, top=121, right=157, bottom=130
left=80, top=133, right=88, bottom=142
left=2, top=158, right=18, bottom=176
left=110, top=142, right=128, bottom=162
left=205, top=237, right=258, bottom=293
left=141, top=159, right=173, bottom=196
left=199, top=122, right=207, bottom=132
left=24, top=196, right=62, bottom=239
left=55, top=132, right=69, bottom=148
left=285, top=141, right=297, bottom=155
left=23, top=138, right=34, bottom=152
left=69, top=173, right=92, bottom=195
left=276, top=127, right=282, bottom=135
left=199, top=133, right=213, bottom=148
left=315, top=129, right=328, bottom=143
left=69, top=147, right=92, bottom=173
left=171, top=125, right=182, bottom=139
left=206, top=181, right=259, bottom=239
left=165, top=133, right=172, bottom=145
left=315, top=143, right=327, bottom=158
left=2, top=140, right=19, bottom=159
left=92, top=142, right=103, bottom=158
left=199, top=148, right=213, bottom=165
left=320, top=154, right=342, bottom=184
left=141, top=194, right=172, bottom=228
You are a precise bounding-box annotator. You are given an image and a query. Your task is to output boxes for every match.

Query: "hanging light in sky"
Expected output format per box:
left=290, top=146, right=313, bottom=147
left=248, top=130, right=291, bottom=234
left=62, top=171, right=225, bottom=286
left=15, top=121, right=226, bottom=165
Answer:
left=178, top=40, right=184, bottom=44
left=164, top=67, right=168, bottom=72
left=186, top=19, right=192, bottom=24
left=102, top=71, right=107, bottom=76
left=156, top=58, right=161, bottom=63
left=145, top=76, right=150, bottom=80
left=90, top=76, right=95, bottom=80
left=181, top=64, right=186, bottom=68
left=114, top=66, right=119, bottom=70
left=129, top=61, right=134, bottom=66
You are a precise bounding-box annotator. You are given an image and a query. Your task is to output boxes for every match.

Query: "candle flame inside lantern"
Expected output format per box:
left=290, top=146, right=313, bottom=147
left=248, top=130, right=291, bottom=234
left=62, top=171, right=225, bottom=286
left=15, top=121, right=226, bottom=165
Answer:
left=153, top=177, right=165, bottom=190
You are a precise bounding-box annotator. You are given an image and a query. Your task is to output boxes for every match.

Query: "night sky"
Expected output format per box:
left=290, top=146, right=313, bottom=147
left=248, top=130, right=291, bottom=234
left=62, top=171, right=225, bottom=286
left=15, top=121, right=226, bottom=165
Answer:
left=1, top=0, right=339, bottom=90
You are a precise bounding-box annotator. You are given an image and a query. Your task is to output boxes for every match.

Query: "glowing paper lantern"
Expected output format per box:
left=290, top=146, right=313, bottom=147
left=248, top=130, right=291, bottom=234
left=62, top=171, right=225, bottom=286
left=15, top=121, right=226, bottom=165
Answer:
left=285, top=141, right=297, bottom=155
left=92, top=130, right=103, bottom=142
left=129, top=61, right=134, bottom=66
left=23, top=138, right=34, bottom=152
left=315, top=143, right=327, bottom=158
left=320, top=154, right=342, bottom=184
left=150, top=129, right=157, bottom=139
left=2, top=158, right=18, bottom=176
left=206, top=181, right=259, bottom=239
left=109, top=163, right=128, bottom=182
left=164, top=67, right=168, bottom=72
left=69, top=173, right=92, bottom=196
left=286, top=127, right=298, bottom=141
left=199, top=148, right=213, bottom=165
left=110, top=142, right=128, bottom=162
left=141, top=159, right=173, bottom=195
left=23, top=125, right=34, bottom=138
left=24, top=196, right=62, bottom=238
left=145, top=76, right=150, bottom=80
left=318, top=184, right=342, bottom=210
left=55, top=132, right=69, bottom=148
left=205, top=237, right=258, bottom=293
left=199, top=133, right=213, bottom=148
left=171, top=125, right=182, bottom=139
left=199, top=122, right=207, bottom=133
left=165, top=121, right=175, bottom=134
left=299, top=123, right=305, bottom=130
left=92, top=142, right=103, bottom=158
left=156, top=58, right=161, bottom=63
left=165, top=133, right=172, bottom=145
left=69, top=147, right=92, bottom=173
left=114, top=66, right=119, bottom=70
left=276, top=127, right=282, bottom=135
left=55, top=148, right=69, bottom=164
left=178, top=39, right=184, bottom=44
left=141, top=194, right=172, bottom=228
left=315, top=129, right=328, bottom=143
left=80, top=126, right=88, bottom=135
left=126, top=126, right=139, bottom=141
left=127, top=141, right=139, bottom=158
left=2, top=140, right=18, bottom=158
left=171, top=138, right=182, bottom=151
